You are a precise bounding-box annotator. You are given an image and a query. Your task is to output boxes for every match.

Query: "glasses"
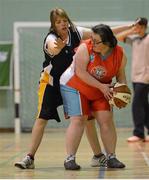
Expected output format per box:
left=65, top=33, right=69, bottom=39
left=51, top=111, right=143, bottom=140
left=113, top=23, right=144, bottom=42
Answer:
left=92, top=39, right=103, bottom=45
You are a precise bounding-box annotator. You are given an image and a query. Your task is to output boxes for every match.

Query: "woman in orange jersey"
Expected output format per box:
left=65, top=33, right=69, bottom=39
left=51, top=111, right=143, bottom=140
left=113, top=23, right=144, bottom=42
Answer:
left=14, top=8, right=107, bottom=170
left=14, top=8, right=133, bottom=170
left=60, top=24, right=127, bottom=170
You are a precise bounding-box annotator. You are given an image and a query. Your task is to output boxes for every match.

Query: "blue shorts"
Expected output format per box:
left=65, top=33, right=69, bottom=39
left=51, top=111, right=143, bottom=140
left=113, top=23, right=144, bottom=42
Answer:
left=60, top=85, right=83, bottom=117
left=60, top=85, right=110, bottom=118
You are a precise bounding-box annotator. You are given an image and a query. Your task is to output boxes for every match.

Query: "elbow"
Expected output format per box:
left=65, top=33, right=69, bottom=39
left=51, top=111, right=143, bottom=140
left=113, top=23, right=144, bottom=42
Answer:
left=75, top=69, right=81, bottom=77
left=75, top=68, right=85, bottom=79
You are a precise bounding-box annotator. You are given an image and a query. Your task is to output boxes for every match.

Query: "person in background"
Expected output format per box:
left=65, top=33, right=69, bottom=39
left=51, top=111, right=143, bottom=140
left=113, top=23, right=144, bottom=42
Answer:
left=117, top=17, right=149, bottom=142
left=60, top=24, right=127, bottom=170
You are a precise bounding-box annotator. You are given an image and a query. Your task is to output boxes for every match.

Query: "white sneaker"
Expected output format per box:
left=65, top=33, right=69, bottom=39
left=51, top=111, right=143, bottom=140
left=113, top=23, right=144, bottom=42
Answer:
left=14, top=155, right=35, bottom=169
left=91, top=154, right=107, bottom=167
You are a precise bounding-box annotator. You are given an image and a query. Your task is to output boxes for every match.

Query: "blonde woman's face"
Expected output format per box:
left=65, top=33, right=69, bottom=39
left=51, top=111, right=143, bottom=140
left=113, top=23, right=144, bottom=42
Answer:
left=54, top=16, right=69, bottom=35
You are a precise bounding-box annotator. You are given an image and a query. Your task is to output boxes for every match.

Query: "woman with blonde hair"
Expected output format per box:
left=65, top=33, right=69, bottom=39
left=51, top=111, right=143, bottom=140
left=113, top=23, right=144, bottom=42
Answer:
left=14, top=8, right=133, bottom=169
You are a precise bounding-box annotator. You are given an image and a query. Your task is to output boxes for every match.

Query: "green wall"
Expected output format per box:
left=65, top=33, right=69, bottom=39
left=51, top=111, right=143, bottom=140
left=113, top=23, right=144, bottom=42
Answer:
left=0, top=0, right=149, bottom=41
left=0, top=0, right=149, bottom=129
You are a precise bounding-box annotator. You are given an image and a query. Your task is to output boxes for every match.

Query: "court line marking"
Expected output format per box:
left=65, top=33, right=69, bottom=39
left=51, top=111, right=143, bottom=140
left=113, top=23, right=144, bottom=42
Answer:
left=0, top=151, right=26, bottom=167
left=136, top=143, right=149, bottom=167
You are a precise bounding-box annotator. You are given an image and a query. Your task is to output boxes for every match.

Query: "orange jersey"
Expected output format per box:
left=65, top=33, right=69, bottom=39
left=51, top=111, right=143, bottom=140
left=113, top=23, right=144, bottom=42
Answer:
left=61, top=39, right=123, bottom=100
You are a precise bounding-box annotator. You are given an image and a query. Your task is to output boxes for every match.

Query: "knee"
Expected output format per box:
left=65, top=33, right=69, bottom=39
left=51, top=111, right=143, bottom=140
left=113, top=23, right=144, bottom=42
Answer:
left=71, top=117, right=86, bottom=128
left=35, top=118, right=48, bottom=128
left=100, top=119, right=113, bottom=130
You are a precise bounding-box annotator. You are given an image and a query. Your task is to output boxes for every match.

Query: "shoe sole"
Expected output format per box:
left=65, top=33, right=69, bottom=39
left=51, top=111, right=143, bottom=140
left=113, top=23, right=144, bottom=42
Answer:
left=14, top=163, right=26, bottom=169
left=14, top=163, right=35, bottom=169
left=91, top=165, right=100, bottom=167
left=91, top=165, right=107, bottom=167
left=107, top=165, right=125, bottom=168
left=64, top=167, right=81, bottom=170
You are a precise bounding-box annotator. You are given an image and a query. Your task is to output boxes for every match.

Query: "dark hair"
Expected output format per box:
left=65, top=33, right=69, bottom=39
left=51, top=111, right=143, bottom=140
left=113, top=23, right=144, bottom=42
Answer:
left=91, top=24, right=117, bottom=48
left=136, top=17, right=148, bottom=27
left=49, top=8, right=76, bottom=33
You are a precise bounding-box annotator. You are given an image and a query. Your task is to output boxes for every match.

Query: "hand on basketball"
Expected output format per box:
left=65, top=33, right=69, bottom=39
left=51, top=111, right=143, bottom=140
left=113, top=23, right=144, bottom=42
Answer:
left=54, top=38, right=67, bottom=50
left=100, top=83, right=113, bottom=100
left=109, top=82, right=131, bottom=109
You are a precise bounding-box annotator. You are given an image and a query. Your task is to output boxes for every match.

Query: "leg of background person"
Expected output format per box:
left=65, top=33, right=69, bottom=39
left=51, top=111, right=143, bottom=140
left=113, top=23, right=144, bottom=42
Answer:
left=29, top=118, right=48, bottom=156
left=143, top=84, right=149, bottom=138
left=132, top=83, right=145, bottom=138
left=94, top=111, right=116, bottom=154
left=85, top=119, right=102, bottom=155
left=65, top=116, right=87, bottom=156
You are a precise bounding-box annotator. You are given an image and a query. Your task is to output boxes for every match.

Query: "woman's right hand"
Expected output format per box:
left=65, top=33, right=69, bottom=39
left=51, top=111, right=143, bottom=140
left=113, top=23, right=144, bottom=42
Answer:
left=54, top=38, right=67, bottom=50
left=99, top=83, right=113, bottom=100
left=46, top=37, right=67, bottom=56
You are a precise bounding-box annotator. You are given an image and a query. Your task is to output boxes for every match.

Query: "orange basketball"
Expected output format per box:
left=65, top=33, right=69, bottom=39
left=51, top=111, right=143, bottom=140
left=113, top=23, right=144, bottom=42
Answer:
left=109, top=82, right=131, bottom=109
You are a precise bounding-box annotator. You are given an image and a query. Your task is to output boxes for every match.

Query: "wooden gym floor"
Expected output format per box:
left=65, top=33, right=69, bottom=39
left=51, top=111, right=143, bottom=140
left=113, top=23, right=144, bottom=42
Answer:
left=0, top=128, right=149, bottom=179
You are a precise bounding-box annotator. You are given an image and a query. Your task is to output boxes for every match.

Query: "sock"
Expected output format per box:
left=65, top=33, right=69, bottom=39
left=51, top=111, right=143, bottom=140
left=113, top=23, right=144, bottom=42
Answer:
left=107, top=153, right=116, bottom=160
left=94, top=153, right=105, bottom=158
left=65, top=154, right=75, bottom=162
left=27, top=153, right=34, bottom=160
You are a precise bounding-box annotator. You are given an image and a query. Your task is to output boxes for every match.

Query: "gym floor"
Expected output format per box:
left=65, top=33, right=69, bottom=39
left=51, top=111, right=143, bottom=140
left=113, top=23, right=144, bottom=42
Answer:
left=0, top=128, right=149, bottom=179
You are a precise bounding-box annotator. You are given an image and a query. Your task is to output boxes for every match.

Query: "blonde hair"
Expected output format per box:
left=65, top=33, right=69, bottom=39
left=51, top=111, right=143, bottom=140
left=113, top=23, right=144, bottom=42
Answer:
left=49, top=8, right=76, bottom=33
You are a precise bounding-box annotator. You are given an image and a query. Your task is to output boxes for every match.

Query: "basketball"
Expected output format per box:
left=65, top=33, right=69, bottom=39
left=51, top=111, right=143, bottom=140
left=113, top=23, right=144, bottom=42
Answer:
left=109, top=82, right=131, bottom=109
